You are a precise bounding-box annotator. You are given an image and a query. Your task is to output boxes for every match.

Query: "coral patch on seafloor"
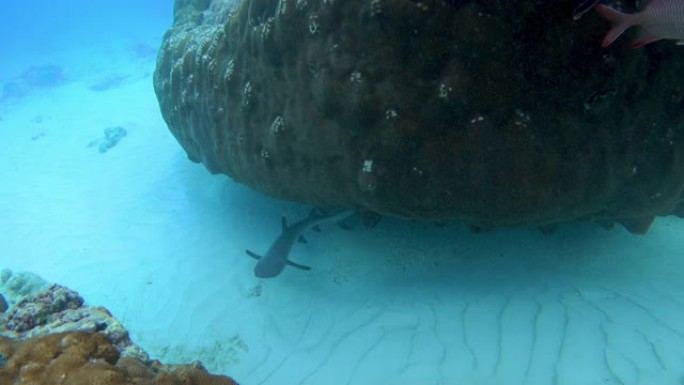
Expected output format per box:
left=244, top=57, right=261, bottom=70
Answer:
left=0, top=64, right=67, bottom=102
left=0, top=332, right=239, bottom=385
left=88, top=126, right=128, bottom=153
left=89, top=74, right=131, bottom=92
left=0, top=269, right=50, bottom=306
left=3, top=284, right=83, bottom=333
left=0, top=271, right=239, bottom=385
left=22, top=65, right=67, bottom=88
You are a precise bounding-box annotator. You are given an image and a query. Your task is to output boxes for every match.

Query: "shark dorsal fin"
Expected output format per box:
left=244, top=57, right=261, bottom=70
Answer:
left=311, top=225, right=321, bottom=232
left=298, top=235, right=308, bottom=244
left=281, top=216, right=288, bottom=231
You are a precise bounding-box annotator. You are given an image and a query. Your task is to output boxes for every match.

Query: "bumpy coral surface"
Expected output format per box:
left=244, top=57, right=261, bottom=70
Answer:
left=0, top=332, right=238, bottom=385
left=0, top=278, right=239, bottom=385
left=0, top=269, right=50, bottom=304
left=3, top=284, right=83, bottom=332
left=154, top=0, right=684, bottom=233
left=2, top=284, right=149, bottom=362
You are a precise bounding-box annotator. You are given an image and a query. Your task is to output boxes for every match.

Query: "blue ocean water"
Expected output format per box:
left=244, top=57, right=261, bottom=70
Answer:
left=1, top=1, right=684, bottom=385
left=0, top=1, right=171, bottom=76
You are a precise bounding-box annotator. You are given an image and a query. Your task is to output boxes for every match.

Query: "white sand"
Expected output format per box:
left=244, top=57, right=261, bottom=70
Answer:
left=1, top=10, right=684, bottom=385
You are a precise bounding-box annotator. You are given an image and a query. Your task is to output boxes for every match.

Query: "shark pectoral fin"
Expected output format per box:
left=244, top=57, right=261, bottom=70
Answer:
left=286, top=260, right=312, bottom=271
left=245, top=250, right=262, bottom=260
left=298, top=235, right=308, bottom=244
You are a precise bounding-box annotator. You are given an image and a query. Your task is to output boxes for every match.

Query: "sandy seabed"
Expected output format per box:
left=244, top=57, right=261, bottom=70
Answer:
left=1, top=35, right=684, bottom=385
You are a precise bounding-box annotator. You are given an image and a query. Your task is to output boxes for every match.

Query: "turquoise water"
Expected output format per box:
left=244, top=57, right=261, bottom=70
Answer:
left=1, top=1, right=684, bottom=385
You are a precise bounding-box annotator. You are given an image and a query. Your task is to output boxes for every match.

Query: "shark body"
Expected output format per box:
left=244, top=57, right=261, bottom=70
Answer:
left=246, top=209, right=354, bottom=278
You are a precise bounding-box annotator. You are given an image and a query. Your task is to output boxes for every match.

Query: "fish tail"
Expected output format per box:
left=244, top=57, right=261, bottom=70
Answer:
left=594, top=5, right=635, bottom=47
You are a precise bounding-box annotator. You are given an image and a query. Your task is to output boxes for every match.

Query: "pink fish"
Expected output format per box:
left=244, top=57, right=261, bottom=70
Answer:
left=594, top=1, right=684, bottom=48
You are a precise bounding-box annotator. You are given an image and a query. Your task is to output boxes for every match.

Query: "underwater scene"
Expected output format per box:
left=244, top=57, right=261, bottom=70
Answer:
left=1, top=0, right=684, bottom=384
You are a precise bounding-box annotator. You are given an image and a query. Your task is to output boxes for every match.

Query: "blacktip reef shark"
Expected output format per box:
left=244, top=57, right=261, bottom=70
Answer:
left=246, top=209, right=354, bottom=278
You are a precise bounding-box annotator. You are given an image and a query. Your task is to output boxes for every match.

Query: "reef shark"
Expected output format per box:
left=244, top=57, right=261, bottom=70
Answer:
left=246, top=209, right=354, bottom=278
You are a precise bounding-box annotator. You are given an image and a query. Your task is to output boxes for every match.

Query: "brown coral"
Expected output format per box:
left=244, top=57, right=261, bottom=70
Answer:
left=0, top=284, right=145, bottom=361
left=0, top=278, right=240, bottom=385
left=0, top=332, right=239, bottom=385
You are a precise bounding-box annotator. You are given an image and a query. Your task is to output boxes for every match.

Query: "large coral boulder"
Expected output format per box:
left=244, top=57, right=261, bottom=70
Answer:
left=154, top=0, right=684, bottom=233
